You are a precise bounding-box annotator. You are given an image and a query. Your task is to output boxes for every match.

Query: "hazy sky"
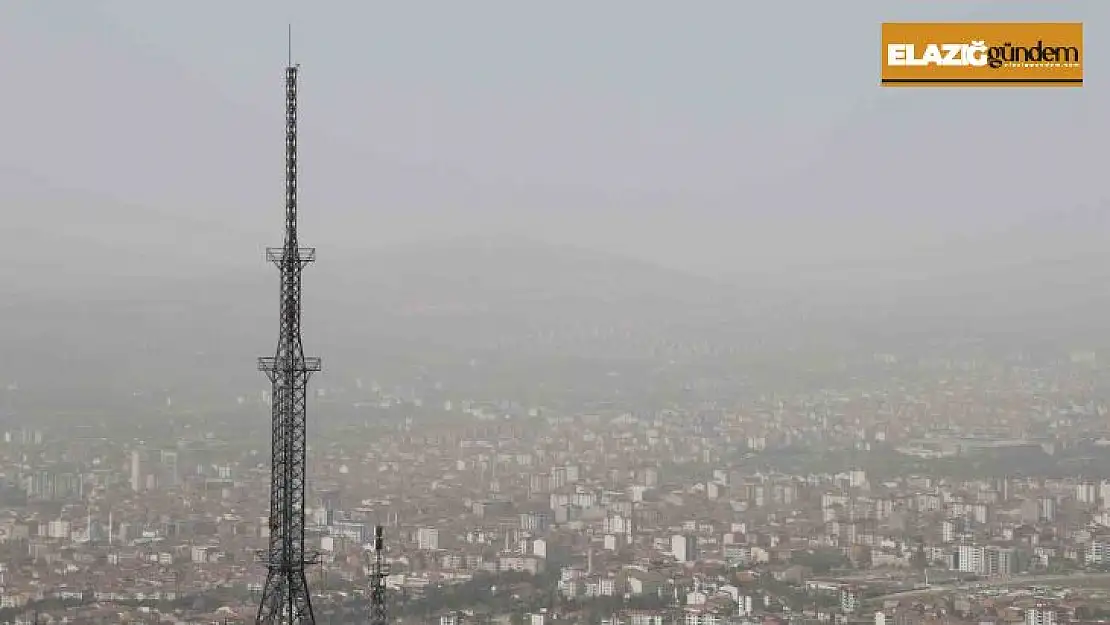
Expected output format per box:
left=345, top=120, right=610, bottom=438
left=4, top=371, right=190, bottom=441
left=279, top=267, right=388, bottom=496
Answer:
left=0, top=1, right=1104, bottom=284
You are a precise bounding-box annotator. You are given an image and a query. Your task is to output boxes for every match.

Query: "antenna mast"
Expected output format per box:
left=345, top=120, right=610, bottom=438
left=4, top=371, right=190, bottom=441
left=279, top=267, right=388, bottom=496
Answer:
left=369, top=526, right=389, bottom=625
left=255, top=31, right=322, bottom=625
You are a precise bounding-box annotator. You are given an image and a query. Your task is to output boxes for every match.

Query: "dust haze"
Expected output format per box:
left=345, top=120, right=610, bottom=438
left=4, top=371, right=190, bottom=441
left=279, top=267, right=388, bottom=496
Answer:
left=0, top=1, right=1105, bottom=399
left=0, top=3, right=1108, bottom=623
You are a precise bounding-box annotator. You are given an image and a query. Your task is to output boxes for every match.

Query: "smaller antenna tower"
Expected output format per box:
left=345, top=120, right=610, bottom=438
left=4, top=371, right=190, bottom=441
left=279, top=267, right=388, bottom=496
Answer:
left=368, top=525, right=389, bottom=625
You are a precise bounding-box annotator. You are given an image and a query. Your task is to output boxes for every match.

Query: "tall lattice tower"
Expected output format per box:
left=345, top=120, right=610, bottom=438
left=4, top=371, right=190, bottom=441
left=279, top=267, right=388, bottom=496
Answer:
left=256, top=52, right=322, bottom=624
left=369, top=526, right=389, bottom=625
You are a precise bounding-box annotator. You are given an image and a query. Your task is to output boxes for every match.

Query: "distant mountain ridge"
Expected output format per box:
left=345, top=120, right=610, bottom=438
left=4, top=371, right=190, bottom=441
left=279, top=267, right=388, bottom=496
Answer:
left=0, top=233, right=1107, bottom=399
left=0, top=238, right=751, bottom=396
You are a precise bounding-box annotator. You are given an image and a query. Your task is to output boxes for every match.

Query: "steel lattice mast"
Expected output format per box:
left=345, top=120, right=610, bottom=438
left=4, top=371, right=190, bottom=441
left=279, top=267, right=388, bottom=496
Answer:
left=369, top=526, right=389, bottom=625
left=256, top=57, right=321, bottom=625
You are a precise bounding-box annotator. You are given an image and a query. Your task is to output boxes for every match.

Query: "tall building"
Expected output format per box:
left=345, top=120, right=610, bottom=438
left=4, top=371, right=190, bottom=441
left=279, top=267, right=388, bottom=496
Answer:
left=956, top=545, right=984, bottom=574
left=130, top=450, right=143, bottom=492
left=996, top=477, right=1011, bottom=502
left=956, top=545, right=1014, bottom=577
left=1026, top=604, right=1057, bottom=625
left=1085, top=540, right=1110, bottom=565
left=671, top=534, right=697, bottom=563
left=564, top=465, right=580, bottom=483
left=1038, top=497, right=1057, bottom=523
left=160, top=450, right=179, bottom=488
left=1077, top=482, right=1098, bottom=505
left=417, top=527, right=440, bottom=551
left=550, top=467, right=567, bottom=489
left=986, top=547, right=1014, bottom=577
left=941, top=519, right=956, bottom=543
left=319, top=488, right=340, bottom=526
left=840, top=586, right=860, bottom=614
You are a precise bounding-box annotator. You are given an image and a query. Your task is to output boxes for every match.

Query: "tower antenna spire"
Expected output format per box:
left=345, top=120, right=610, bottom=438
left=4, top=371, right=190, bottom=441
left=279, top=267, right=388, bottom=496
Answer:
left=287, top=24, right=292, bottom=67
left=255, top=40, right=321, bottom=625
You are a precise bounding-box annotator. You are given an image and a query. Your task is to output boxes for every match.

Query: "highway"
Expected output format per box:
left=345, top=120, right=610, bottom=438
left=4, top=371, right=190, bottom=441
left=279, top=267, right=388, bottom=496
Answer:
left=871, top=572, right=1110, bottom=602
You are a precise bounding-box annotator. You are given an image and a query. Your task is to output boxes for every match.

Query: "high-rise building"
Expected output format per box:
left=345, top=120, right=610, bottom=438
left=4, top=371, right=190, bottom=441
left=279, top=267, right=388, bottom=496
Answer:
left=130, top=450, right=143, bottom=492
left=671, top=534, right=697, bottom=563
left=550, top=467, right=567, bottom=489
left=319, top=489, right=341, bottom=526
left=956, top=544, right=1013, bottom=577
left=995, top=477, right=1011, bottom=501
left=417, top=527, right=440, bottom=551
left=1100, top=481, right=1110, bottom=509
left=564, top=465, right=580, bottom=483
left=956, top=544, right=984, bottom=574
left=986, top=547, right=1014, bottom=577
left=1038, top=497, right=1057, bottom=522
left=1085, top=540, right=1110, bottom=565
left=160, top=450, right=179, bottom=488
left=1077, top=482, right=1098, bottom=505
left=1026, top=604, right=1057, bottom=625
left=840, top=586, right=860, bottom=613
left=941, top=519, right=956, bottom=543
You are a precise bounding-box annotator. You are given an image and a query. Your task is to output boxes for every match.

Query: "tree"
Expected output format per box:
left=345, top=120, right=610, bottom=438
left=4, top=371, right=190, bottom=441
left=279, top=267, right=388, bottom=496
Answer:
left=910, top=543, right=927, bottom=570
left=792, top=549, right=849, bottom=574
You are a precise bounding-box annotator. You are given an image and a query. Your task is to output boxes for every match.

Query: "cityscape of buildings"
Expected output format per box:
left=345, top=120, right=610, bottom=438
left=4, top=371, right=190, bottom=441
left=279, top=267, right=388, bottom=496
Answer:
left=0, top=5, right=1100, bottom=625
left=1, top=348, right=1109, bottom=624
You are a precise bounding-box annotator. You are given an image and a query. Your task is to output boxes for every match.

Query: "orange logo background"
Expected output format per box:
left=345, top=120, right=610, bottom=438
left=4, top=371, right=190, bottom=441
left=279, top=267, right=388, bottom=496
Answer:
left=881, top=22, right=1083, bottom=87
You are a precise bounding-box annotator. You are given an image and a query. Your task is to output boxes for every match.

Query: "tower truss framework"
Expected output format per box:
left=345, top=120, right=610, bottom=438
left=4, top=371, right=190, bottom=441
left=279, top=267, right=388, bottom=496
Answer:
left=255, top=61, right=321, bottom=625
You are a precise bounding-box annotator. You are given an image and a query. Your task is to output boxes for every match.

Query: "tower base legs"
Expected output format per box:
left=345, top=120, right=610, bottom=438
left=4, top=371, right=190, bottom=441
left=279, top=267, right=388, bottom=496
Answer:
left=256, top=566, right=315, bottom=624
